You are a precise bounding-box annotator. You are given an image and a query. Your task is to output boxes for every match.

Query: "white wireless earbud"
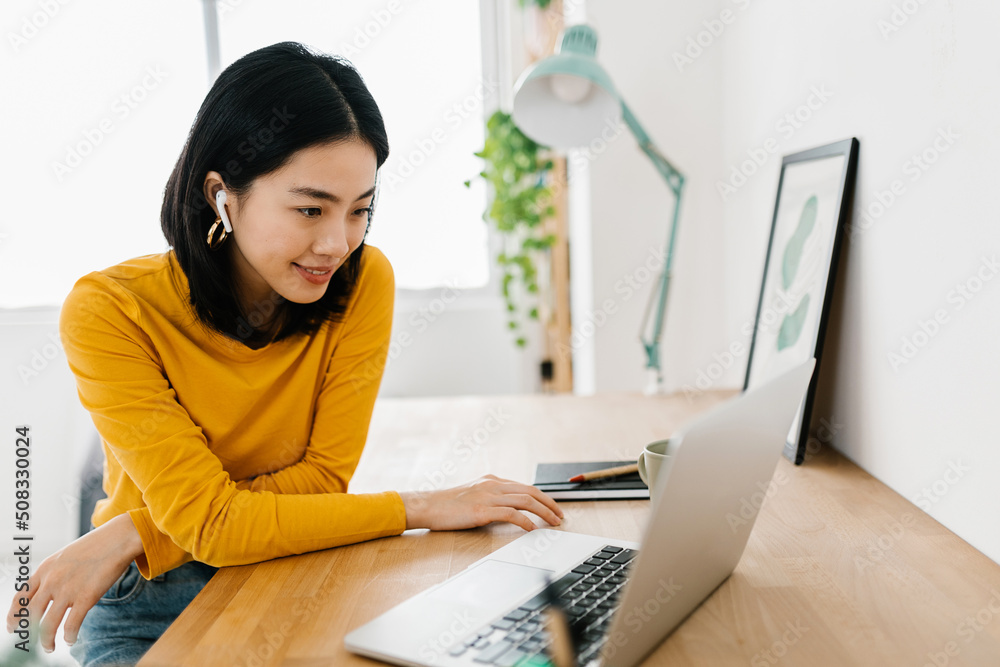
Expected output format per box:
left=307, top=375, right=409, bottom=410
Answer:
left=216, top=190, right=232, bottom=233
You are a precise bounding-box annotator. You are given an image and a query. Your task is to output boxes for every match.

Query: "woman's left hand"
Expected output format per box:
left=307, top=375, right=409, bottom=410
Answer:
left=5, top=513, right=144, bottom=653
left=398, top=474, right=565, bottom=532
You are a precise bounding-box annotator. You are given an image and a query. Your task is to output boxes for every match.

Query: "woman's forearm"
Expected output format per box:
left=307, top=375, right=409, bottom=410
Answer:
left=105, top=512, right=146, bottom=561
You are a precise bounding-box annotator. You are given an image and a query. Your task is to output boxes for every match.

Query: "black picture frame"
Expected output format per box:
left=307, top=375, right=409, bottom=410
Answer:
left=743, top=138, right=859, bottom=465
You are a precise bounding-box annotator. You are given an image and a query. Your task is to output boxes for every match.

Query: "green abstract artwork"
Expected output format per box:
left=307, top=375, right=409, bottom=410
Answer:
left=778, top=293, right=810, bottom=351
left=777, top=195, right=818, bottom=351
left=781, top=195, right=817, bottom=290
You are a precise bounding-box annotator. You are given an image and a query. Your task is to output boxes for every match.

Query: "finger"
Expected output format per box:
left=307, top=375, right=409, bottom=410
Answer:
left=524, top=485, right=565, bottom=520
left=64, top=603, right=90, bottom=646
left=39, top=599, right=70, bottom=653
left=26, top=590, right=52, bottom=638
left=7, top=597, right=21, bottom=633
left=7, top=579, right=37, bottom=632
left=485, top=507, right=536, bottom=532
left=498, top=482, right=565, bottom=520
left=496, top=493, right=562, bottom=527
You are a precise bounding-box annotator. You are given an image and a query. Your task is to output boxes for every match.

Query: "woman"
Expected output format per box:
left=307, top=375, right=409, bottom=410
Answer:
left=6, top=41, right=563, bottom=666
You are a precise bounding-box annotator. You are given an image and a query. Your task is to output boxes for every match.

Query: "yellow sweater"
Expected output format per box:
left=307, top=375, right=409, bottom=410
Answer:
left=59, top=245, right=406, bottom=580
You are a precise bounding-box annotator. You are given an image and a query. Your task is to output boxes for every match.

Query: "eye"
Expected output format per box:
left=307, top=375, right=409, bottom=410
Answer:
left=354, top=207, right=373, bottom=219
left=298, top=207, right=322, bottom=218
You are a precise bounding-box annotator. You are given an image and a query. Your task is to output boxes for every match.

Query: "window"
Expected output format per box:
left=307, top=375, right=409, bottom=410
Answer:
left=1, top=0, right=493, bottom=308
left=2, top=0, right=208, bottom=307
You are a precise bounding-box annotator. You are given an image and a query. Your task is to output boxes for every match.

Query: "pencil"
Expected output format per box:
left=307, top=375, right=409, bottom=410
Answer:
left=537, top=576, right=579, bottom=667
left=544, top=606, right=576, bottom=667
left=568, top=463, right=639, bottom=483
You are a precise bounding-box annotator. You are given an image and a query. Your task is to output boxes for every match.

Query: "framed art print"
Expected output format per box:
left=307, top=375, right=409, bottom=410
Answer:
left=744, top=138, right=859, bottom=464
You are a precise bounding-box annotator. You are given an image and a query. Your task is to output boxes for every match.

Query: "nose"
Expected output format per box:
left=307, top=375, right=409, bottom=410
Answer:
left=312, top=216, right=351, bottom=260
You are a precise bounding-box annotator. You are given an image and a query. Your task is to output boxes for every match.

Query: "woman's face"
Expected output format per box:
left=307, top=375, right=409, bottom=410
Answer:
left=205, top=139, right=377, bottom=311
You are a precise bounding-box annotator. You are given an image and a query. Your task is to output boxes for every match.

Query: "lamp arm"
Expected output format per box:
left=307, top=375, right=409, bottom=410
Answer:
left=620, top=101, right=686, bottom=378
left=640, top=187, right=683, bottom=373
left=621, top=102, right=684, bottom=196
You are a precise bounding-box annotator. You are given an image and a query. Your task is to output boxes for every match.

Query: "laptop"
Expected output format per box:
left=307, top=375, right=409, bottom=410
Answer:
left=345, top=359, right=815, bottom=667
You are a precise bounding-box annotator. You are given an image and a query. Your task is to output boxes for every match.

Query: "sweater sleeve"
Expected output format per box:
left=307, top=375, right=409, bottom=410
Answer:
left=63, top=248, right=406, bottom=578
left=125, top=476, right=263, bottom=579
left=123, top=247, right=401, bottom=578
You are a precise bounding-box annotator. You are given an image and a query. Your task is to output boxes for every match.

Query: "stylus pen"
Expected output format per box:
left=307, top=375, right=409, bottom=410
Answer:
left=538, top=576, right=580, bottom=667
left=568, top=463, right=639, bottom=483
left=543, top=607, right=576, bottom=667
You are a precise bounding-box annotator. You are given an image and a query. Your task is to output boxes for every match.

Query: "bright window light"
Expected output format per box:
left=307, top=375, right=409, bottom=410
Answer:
left=2, top=0, right=209, bottom=307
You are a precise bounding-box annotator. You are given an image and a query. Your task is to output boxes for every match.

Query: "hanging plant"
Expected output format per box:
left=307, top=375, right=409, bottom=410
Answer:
left=518, top=0, right=553, bottom=7
left=465, top=110, right=556, bottom=348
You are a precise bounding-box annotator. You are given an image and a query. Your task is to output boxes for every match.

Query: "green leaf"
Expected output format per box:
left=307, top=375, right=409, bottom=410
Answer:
left=465, top=109, right=557, bottom=350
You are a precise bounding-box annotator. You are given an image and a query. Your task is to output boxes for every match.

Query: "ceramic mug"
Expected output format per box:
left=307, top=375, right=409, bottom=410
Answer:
left=637, top=438, right=678, bottom=504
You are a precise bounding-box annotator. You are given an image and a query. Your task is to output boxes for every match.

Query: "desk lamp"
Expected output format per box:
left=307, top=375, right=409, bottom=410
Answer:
left=511, top=24, right=685, bottom=394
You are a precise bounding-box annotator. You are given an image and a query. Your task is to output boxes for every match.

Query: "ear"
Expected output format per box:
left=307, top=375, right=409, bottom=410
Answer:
left=202, top=171, right=228, bottom=216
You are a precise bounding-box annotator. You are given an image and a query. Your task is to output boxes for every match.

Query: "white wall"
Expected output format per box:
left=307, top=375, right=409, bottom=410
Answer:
left=380, top=293, right=543, bottom=397
left=577, top=0, right=1000, bottom=564
left=717, top=1, right=1000, bottom=563
left=0, top=308, right=96, bottom=569
left=574, top=0, right=728, bottom=395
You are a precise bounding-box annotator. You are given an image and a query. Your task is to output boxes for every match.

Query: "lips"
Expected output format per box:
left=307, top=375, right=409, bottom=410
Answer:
left=293, top=262, right=335, bottom=285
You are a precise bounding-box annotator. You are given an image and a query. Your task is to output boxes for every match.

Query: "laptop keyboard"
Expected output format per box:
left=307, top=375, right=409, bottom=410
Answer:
left=446, top=545, right=638, bottom=666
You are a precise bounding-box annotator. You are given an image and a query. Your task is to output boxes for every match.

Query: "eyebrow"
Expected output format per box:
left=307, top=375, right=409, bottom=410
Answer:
left=287, top=185, right=375, bottom=203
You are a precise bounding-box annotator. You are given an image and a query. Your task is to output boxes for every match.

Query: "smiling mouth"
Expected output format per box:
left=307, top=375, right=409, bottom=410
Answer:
left=294, top=263, right=332, bottom=275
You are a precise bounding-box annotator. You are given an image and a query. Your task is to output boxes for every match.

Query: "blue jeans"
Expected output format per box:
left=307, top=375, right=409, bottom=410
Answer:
left=69, top=524, right=218, bottom=666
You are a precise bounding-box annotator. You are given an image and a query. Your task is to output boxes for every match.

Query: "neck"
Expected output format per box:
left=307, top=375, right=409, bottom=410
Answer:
left=237, top=294, right=288, bottom=347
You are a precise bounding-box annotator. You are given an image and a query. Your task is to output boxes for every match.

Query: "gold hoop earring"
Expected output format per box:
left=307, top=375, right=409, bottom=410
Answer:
left=207, top=216, right=229, bottom=250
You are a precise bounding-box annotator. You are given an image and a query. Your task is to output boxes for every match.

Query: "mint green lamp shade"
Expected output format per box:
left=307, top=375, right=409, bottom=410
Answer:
left=512, top=25, right=622, bottom=150
left=510, top=23, right=686, bottom=393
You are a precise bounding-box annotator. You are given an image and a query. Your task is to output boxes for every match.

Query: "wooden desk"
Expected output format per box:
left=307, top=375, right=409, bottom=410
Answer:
left=140, top=392, right=1000, bottom=666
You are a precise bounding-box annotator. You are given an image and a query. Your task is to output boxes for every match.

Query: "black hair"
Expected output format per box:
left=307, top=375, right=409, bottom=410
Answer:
left=161, top=41, right=389, bottom=347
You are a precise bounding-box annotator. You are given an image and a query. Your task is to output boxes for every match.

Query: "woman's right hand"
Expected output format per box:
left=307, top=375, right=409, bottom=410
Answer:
left=5, top=513, right=145, bottom=653
left=398, top=474, right=564, bottom=533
